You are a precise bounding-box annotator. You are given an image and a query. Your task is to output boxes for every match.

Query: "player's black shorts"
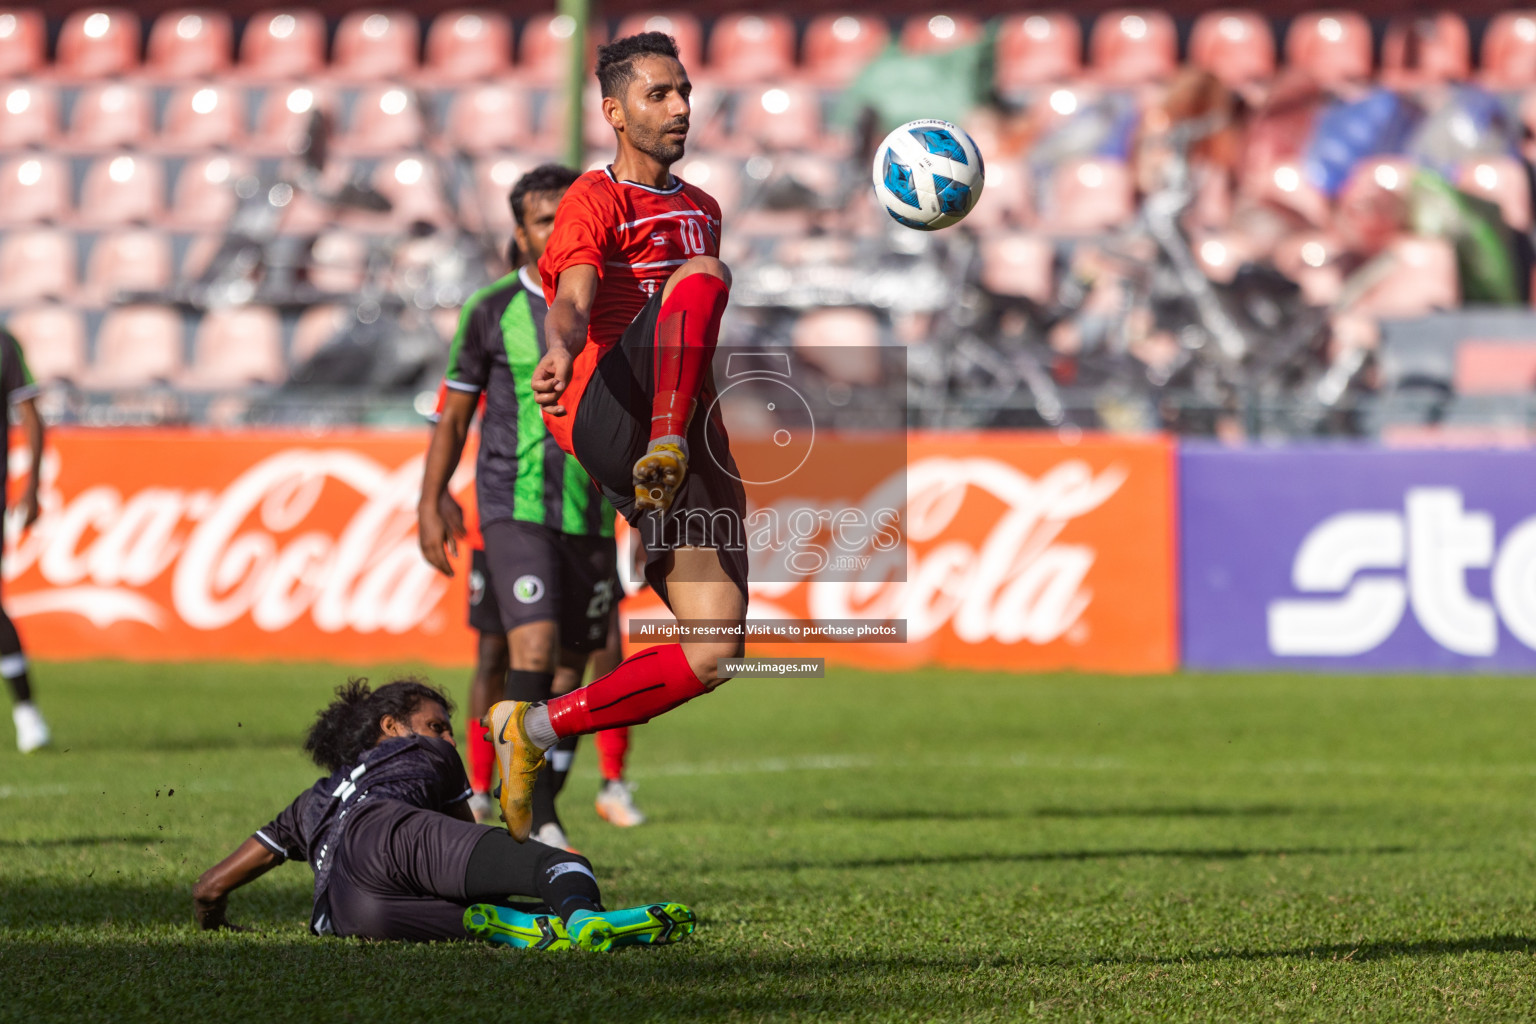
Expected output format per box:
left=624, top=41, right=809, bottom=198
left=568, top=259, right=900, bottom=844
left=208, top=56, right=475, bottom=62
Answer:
left=570, top=291, right=750, bottom=609
left=466, top=547, right=502, bottom=636
left=481, top=519, right=617, bottom=652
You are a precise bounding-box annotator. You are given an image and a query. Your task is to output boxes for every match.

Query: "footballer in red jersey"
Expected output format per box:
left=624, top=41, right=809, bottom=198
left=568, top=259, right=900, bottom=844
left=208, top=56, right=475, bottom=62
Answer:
left=486, top=31, right=749, bottom=841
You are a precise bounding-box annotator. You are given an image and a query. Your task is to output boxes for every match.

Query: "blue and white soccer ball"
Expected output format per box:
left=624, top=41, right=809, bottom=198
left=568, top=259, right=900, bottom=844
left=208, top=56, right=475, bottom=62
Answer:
left=872, top=118, right=985, bottom=231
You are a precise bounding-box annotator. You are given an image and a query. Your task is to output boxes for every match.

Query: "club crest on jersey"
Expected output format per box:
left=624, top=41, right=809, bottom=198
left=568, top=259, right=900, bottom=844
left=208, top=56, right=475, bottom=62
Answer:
left=639, top=279, right=661, bottom=295
left=513, top=575, right=545, bottom=604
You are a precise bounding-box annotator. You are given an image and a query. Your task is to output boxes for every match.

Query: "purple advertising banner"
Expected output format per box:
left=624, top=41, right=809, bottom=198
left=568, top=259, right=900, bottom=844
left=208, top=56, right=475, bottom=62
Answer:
left=1181, top=444, right=1536, bottom=671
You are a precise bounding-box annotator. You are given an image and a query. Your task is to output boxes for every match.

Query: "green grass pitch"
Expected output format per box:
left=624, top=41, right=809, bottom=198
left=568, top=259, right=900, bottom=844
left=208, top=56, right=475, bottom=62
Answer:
left=4, top=662, right=1536, bottom=1022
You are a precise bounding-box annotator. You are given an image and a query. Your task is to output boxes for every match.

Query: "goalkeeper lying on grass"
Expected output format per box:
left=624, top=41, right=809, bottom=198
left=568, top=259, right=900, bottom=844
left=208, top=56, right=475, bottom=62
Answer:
left=192, top=677, right=692, bottom=951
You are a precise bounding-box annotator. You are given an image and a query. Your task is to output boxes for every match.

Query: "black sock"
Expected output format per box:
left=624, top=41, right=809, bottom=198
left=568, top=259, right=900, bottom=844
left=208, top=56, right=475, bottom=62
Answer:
left=0, top=610, right=31, bottom=704
left=532, top=736, right=579, bottom=831
left=463, top=829, right=602, bottom=921
left=504, top=669, right=554, bottom=703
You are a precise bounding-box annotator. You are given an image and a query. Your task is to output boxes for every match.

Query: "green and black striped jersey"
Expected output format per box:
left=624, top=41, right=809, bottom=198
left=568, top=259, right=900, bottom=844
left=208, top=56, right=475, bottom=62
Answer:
left=443, top=267, right=615, bottom=537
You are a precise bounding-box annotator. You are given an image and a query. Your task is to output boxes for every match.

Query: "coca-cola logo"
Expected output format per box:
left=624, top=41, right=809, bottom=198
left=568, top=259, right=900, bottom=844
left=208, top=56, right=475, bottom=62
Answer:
left=4, top=446, right=450, bottom=636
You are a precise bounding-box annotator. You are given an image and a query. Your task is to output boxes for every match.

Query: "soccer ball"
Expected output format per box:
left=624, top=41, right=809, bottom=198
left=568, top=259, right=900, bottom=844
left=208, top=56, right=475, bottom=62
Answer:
left=872, top=118, right=985, bottom=230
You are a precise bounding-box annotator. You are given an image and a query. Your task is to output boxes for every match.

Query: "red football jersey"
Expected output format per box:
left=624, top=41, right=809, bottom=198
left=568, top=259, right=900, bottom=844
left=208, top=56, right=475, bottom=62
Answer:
left=538, top=167, right=722, bottom=352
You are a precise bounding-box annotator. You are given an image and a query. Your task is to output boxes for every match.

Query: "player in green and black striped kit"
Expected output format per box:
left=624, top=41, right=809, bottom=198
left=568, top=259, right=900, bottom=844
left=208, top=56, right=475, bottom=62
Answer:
left=419, top=166, right=626, bottom=850
left=0, top=325, right=46, bottom=753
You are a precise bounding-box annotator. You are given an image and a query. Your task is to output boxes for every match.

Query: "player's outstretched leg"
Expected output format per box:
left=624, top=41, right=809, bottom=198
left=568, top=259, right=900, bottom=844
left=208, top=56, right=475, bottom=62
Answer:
left=567, top=903, right=696, bottom=951
left=634, top=258, right=730, bottom=512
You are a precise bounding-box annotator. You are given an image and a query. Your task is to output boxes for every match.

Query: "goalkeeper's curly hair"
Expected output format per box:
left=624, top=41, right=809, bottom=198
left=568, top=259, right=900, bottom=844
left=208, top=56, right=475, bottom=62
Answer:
left=303, top=677, right=454, bottom=773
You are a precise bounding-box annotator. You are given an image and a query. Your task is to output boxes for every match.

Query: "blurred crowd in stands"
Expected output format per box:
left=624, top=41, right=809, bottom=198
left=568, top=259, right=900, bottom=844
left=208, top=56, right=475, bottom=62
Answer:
left=0, top=6, right=1534, bottom=434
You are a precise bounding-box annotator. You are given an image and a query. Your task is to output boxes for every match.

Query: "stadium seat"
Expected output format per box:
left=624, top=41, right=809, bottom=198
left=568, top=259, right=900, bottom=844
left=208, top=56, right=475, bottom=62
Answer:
left=1454, top=341, right=1536, bottom=394
left=978, top=232, right=1054, bottom=303
left=183, top=305, right=286, bottom=387
left=294, top=303, right=358, bottom=363
left=359, top=155, right=450, bottom=228
left=791, top=308, right=884, bottom=385
left=517, top=13, right=606, bottom=85
left=1381, top=13, right=1470, bottom=87
left=614, top=12, right=702, bottom=70
left=76, top=153, right=166, bottom=227
left=6, top=303, right=87, bottom=382
left=1457, top=157, right=1533, bottom=232
left=240, top=9, right=327, bottom=80
left=1481, top=12, right=1536, bottom=88
left=444, top=84, right=534, bottom=153
left=56, top=8, right=141, bottom=79
left=337, top=84, right=426, bottom=154
left=1189, top=10, right=1276, bottom=86
left=0, top=227, right=76, bottom=304
left=252, top=83, right=334, bottom=155
left=735, top=85, right=824, bottom=152
left=899, top=13, right=983, bottom=54
left=1354, top=235, right=1460, bottom=316
left=1039, top=158, right=1133, bottom=234
left=1089, top=9, right=1177, bottom=85
left=145, top=9, right=233, bottom=79
left=705, top=14, right=794, bottom=84
left=424, top=9, right=511, bottom=81
left=1284, top=11, right=1372, bottom=87
left=0, top=9, right=45, bottom=77
left=1272, top=231, right=1343, bottom=305
left=168, top=153, right=245, bottom=229
left=308, top=228, right=369, bottom=292
left=332, top=9, right=420, bottom=81
left=160, top=83, right=245, bottom=151
left=0, top=82, right=58, bottom=150
left=470, top=155, right=548, bottom=234
left=89, top=304, right=185, bottom=386
left=995, top=13, right=1082, bottom=92
left=0, top=155, right=69, bottom=225
left=676, top=152, right=742, bottom=218
left=67, top=82, right=153, bottom=151
left=962, top=156, right=1032, bottom=231
left=83, top=228, right=173, bottom=304
left=803, top=13, right=889, bottom=86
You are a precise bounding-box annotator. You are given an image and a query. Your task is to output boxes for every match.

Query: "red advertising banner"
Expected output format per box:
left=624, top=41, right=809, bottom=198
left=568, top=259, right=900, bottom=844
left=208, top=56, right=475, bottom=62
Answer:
left=4, top=430, right=1178, bottom=673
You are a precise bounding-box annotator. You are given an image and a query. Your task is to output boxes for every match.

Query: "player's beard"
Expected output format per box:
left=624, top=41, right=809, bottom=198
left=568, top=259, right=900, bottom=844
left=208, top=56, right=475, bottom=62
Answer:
left=626, top=114, right=688, bottom=167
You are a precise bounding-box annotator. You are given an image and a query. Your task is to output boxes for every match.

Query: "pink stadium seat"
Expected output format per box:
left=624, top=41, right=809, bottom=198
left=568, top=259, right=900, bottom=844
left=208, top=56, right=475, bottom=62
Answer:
left=1457, top=157, right=1532, bottom=232
left=338, top=84, right=425, bottom=154
left=83, top=228, right=173, bottom=304
left=1273, top=231, right=1344, bottom=305
left=445, top=83, right=534, bottom=153
left=145, top=9, right=233, bottom=79
left=56, top=8, right=141, bottom=79
left=252, top=83, right=333, bottom=155
left=706, top=14, right=795, bottom=84
left=1039, top=158, right=1133, bottom=234
left=332, top=9, right=420, bottom=81
left=89, top=305, right=185, bottom=386
left=183, top=306, right=286, bottom=387
left=1455, top=342, right=1536, bottom=395
left=675, top=152, right=742, bottom=217
left=995, top=13, right=1082, bottom=91
left=0, top=9, right=45, bottom=77
left=1354, top=235, right=1460, bottom=316
left=961, top=156, right=1032, bottom=232
left=169, top=154, right=245, bottom=230
left=160, top=83, right=245, bottom=151
left=517, top=13, right=606, bottom=85
left=0, top=228, right=75, bottom=304
left=0, top=155, right=69, bottom=225
left=359, top=155, right=450, bottom=228
left=803, top=14, right=889, bottom=86
left=899, top=13, right=982, bottom=54
left=1284, top=11, right=1372, bottom=87
left=979, top=232, right=1055, bottom=304
left=470, top=155, right=545, bottom=234
left=178, top=232, right=221, bottom=278
left=1481, top=12, right=1536, bottom=88
left=735, top=85, right=823, bottom=152
left=1382, top=13, right=1470, bottom=87
left=308, top=229, right=368, bottom=292
left=77, top=153, right=166, bottom=228
left=1089, top=9, right=1178, bottom=85
left=241, top=9, right=326, bottom=79
left=67, top=82, right=153, bottom=152
left=292, top=304, right=349, bottom=362
left=791, top=308, right=883, bottom=386
left=424, top=9, right=511, bottom=81
left=614, top=12, right=702, bottom=70
left=0, top=82, right=57, bottom=149
left=1189, top=10, right=1276, bottom=86
left=6, top=303, right=86, bottom=383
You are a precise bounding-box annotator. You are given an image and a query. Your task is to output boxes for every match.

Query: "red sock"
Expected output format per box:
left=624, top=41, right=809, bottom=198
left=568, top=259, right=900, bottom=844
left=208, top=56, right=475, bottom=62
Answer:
left=651, top=273, right=729, bottom=444
left=466, top=714, right=494, bottom=794
left=594, top=727, right=631, bottom=781
left=547, top=644, right=707, bottom=737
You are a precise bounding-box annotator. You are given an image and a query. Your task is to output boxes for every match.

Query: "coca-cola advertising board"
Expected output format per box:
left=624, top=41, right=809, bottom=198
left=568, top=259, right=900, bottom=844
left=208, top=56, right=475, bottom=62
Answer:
left=1181, top=444, right=1536, bottom=670
left=2, top=430, right=1177, bottom=672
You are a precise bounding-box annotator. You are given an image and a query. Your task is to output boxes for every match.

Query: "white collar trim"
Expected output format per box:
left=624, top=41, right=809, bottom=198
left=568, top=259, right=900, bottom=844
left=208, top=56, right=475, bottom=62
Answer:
left=604, top=165, right=684, bottom=195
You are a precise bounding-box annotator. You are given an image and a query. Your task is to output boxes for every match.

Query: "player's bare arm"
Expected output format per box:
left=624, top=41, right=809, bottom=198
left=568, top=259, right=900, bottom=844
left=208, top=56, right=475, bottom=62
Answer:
left=417, top=388, right=479, bottom=576
left=14, top=396, right=41, bottom=529
left=192, top=837, right=280, bottom=931
left=533, top=264, right=599, bottom=416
